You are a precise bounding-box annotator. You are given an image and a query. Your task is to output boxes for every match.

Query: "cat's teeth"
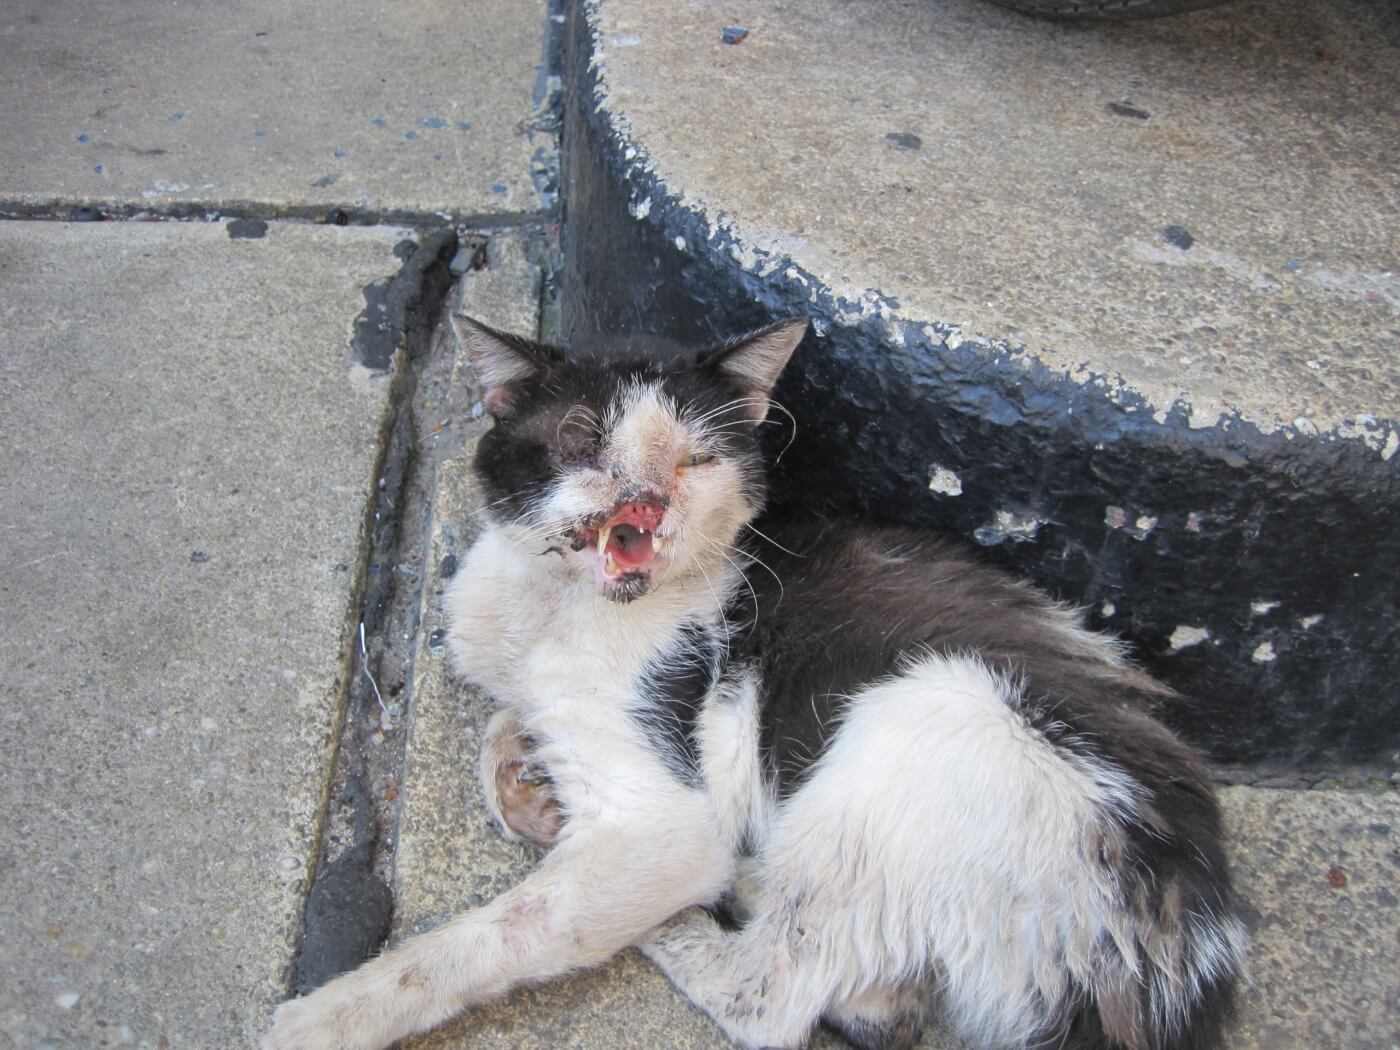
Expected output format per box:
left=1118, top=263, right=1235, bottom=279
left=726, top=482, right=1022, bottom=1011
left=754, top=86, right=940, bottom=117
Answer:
left=605, top=553, right=619, bottom=576
left=651, top=533, right=666, bottom=553
left=596, top=524, right=612, bottom=558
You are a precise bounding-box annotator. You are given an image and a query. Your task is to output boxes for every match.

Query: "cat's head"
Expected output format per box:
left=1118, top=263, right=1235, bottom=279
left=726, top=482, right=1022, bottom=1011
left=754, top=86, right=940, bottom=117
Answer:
left=453, top=316, right=807, bottom=602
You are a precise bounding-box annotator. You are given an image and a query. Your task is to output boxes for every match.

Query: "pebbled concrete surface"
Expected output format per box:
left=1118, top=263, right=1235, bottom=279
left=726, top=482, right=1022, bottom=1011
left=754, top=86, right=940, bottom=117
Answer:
left=0, top=0, right=551, bottom=218
left=0, top=220, right=408, bottom=1048
left=588, top=0, right=1399, bottom=439
left=1223, top=786, right=1400, bottom=1050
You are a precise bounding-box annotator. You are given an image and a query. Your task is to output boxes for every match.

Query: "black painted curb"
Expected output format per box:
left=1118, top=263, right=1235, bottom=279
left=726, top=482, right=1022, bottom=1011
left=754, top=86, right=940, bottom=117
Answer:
left=559, top=0, right=1399, bottom=770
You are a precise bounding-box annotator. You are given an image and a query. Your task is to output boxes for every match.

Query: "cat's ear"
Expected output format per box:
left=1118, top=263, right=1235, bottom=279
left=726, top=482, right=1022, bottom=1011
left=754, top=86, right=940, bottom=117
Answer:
left=700, top=318, right=808, bottom=421
left=451, top=315, right=564, bottom=417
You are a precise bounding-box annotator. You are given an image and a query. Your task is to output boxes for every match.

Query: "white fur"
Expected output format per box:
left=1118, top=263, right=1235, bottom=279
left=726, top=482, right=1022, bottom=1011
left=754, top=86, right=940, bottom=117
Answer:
left=695, top=670, right=773, bottom=854
left=641, top=652, right=1146, bottom=1048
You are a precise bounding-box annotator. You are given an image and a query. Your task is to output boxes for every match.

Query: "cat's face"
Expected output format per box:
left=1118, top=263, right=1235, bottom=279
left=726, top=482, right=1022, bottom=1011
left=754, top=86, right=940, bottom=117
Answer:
left=454, top=317, right=806, bottom=602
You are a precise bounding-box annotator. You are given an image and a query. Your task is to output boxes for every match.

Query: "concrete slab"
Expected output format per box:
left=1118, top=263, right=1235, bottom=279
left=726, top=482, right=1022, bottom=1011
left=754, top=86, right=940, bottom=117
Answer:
left=0, top=0, right=551, bottom=219
left=586, top=0, right=1399, bottom=435
left=1222, top=785, right=1400, bottom=1050
left=0, top=220, right=408, bottom=1047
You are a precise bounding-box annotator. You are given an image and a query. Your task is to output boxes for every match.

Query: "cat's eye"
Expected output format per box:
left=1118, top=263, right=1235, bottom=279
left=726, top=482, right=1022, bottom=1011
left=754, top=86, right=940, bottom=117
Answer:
left=678, top=453, right=715, bottom=468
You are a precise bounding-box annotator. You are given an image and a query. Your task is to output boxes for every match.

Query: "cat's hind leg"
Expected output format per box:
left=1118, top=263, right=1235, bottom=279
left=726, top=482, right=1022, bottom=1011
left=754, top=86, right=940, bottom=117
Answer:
left=823, top=983, right=931, bottom=1050
left=642, top=901, right=833, bottom=1049
left=642, top=870, right=929, bottom=1050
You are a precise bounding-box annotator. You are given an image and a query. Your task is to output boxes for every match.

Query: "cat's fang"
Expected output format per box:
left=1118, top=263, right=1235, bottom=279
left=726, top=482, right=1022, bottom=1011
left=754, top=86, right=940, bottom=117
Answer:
left=651, top=533, right=666, bottom=553
left=597, top=524, right=612, bottom=558
left=604, top=553, right=619, bottom=576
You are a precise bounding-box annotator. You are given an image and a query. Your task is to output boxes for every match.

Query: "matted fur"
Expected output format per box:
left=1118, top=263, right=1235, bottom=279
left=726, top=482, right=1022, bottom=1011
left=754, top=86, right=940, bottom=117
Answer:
left=264, top=318, right=1244, bottom=1050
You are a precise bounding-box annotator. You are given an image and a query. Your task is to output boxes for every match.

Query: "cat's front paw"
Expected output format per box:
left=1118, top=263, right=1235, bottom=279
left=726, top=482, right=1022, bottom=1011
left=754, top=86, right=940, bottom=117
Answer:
left=262, top=994, right=341, bottom=1050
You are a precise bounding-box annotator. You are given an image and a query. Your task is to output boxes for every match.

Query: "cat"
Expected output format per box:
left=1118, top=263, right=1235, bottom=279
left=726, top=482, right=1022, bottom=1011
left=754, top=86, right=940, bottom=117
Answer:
left=264, top=316, right=1246, bottom=1050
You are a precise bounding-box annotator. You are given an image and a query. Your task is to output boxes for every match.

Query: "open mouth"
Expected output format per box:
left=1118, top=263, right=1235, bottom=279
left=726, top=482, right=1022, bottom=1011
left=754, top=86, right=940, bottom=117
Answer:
left=575, top=500, right=668, bottom=584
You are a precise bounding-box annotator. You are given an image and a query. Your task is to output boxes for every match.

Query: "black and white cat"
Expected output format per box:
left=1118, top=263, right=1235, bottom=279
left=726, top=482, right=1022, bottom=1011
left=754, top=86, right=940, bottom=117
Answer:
left=265, top=317, right=1245, bottom=1050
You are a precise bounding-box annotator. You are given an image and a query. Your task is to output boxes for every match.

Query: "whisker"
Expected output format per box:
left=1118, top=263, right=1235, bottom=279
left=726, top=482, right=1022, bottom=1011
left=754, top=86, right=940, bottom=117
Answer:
left=743, top=522, right=807, bottom=559
left=685, top=547, right=732, bottom=648
left=704, top=539, right=762, bottom=624
left=719, top=538, right=784, bottom=606
left=765, top=398, right=799, bottom=464
left=464, top=491, right=523, bottom=519
left=684, top=397, right=774, bottom=426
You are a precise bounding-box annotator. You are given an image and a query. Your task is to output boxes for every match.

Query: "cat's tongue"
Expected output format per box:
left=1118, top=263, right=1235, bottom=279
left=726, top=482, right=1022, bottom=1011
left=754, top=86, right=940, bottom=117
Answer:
left=605, top=523, right=655, bottom=569
left=595, top=501, right=666, bottom=578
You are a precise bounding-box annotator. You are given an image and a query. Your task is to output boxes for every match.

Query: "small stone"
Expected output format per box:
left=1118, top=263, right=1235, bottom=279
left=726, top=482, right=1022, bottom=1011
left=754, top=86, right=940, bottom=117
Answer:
left=1108, top=101, right=1150, bottom=120
left=1161, top=225, right=1194, bottom=250
left=721, top=26, right=749, bottom=44
left=280, top=856, right=299, bottom=872
left=927, top=466, right=962, bottom=497
left=448, top=247, right=475, bottom=276
left=1327, top=864, right=1348, bottom=889
left=884, top=132, right=923, bottom=151
left=55, top=992, right=80, bottom=1010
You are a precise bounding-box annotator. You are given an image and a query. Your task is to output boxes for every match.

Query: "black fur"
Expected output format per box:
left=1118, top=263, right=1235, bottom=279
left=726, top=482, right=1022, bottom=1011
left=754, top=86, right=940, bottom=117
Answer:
left=728, top=524, right=1238, bottom=1049
left=629, top=620, right=722, bottom=786
left=471, top=330, right=773, bottom=535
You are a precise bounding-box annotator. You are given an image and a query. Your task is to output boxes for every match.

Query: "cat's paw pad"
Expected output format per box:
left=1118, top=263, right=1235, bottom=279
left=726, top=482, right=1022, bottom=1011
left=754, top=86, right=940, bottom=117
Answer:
left=495, top=757, right=563, bottom=846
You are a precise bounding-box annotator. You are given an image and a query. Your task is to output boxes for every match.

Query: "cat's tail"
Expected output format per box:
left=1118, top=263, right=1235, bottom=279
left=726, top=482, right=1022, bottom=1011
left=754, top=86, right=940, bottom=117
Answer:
left=1062, top=768, right=1248, bottom=1050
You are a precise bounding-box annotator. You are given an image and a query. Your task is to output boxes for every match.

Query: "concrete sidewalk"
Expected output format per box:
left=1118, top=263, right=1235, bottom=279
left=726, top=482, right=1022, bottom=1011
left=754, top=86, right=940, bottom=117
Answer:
left=0, top=0, right=552, bottom=1045
left=0, top=219, right=408, bottom=1046
left=0, top=0, right=553, bottom=220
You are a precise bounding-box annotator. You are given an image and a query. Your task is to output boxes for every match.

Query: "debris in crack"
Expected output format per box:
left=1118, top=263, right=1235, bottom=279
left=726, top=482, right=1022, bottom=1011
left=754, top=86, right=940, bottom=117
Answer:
left=351, top=228, right=458, bottom=372
left=288, top=225, right=458, bottom=999
left=227, top=217, right=268, bottom=239
left=295, top=774, right=393, bottom=995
